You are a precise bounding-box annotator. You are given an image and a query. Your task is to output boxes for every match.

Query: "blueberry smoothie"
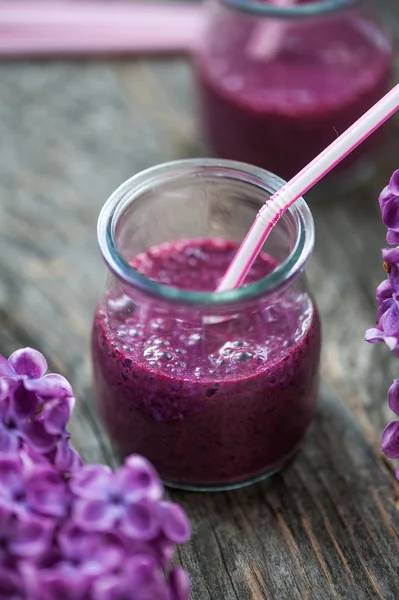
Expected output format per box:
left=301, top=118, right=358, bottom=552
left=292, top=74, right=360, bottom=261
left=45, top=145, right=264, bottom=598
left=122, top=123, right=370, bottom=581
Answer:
left=196, top=8, right=392, bottom=180
left=92, top=238, right=321, bottom=488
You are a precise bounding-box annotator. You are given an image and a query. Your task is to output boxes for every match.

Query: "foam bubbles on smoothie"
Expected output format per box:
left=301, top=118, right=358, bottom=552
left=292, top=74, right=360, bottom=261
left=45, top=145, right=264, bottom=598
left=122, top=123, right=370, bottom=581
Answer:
left=218, top=341, right=255, bottom=365
left=156, top=351, right=174, bottom=362
left=122, top=345, right=133, bottom=352
left=148, top=360, right=160, bottom=368
left=232, top=340, right=244, bottom=348
left=128, top=328, right=142, bottom=338
left=184, top=245, right=207, bottom=267
left=143, top=348, right=154, bottom=359
left=182, top=333, right=202, bottom=347
left=108, top=295, right=136, bottom=321
left=175, top=361, right=187, bottom=369
left=232, top=351, right=254, bottom=364
left=222, top=348, right=234, bottom=357
left=100, top=240, right=316, bottom=382
left=194, top=367, right=203, bottom=379
left=150, top=317, right=173, bottom=332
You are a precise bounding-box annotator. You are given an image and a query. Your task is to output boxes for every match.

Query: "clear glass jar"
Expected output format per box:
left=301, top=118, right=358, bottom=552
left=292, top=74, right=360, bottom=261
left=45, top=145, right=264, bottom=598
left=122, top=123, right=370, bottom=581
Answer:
left=194, top=0, right=393, bottom=182
left=92, top=159, right=321, bottom=491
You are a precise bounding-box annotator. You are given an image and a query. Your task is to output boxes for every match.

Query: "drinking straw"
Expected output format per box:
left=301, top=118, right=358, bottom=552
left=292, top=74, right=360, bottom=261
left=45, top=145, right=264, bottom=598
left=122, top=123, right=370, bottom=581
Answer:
left=246, top=0, right=296, bottom=61
left=0, top=2, right=201, bottom=57
left=217, top=83, right=399, bottom=292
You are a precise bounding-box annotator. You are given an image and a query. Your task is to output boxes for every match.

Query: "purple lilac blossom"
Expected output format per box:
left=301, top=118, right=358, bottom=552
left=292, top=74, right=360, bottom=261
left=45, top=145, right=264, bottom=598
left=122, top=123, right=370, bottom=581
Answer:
left=0, top=348, right=76, bottom=465
left=69, top=457, right=191, bottom=544
left=381, top=421, right=399, bottom=459
left=366, top=171, right=399, bottom=477
left=365, top=247, right=399, bottom=356
left=379, top=170, right=399, bottom=244
left=388, top=380, right=399, bottom=415
left=0, top=347, right=191, bottom=600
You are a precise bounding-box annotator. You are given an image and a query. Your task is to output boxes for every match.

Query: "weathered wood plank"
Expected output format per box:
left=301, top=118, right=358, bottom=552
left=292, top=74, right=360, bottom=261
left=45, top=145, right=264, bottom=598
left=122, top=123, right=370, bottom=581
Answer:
left=173, top=383, right=399, bottom=600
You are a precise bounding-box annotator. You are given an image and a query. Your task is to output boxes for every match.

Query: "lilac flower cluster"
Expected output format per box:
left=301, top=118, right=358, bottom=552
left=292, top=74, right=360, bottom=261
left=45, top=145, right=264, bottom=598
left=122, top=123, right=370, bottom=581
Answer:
left=0, top=348, right=191, bottom=600
left=365, top=170, right=399, bottom=472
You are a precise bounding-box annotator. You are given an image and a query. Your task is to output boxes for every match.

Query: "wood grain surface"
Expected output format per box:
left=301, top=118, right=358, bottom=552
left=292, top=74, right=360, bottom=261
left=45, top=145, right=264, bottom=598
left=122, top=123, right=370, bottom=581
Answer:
left=0, top=1, right=399, bottom=598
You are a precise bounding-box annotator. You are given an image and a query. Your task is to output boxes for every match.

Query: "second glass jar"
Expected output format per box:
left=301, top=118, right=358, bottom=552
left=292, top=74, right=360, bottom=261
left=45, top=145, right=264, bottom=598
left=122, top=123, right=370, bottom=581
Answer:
left=194, top=0, right=393, bottom=182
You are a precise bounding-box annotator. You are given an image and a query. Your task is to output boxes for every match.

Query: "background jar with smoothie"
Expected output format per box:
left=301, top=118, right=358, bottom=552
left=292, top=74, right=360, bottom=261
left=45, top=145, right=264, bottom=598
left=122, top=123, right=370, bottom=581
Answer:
left=194, top=0, right=393, bottom=183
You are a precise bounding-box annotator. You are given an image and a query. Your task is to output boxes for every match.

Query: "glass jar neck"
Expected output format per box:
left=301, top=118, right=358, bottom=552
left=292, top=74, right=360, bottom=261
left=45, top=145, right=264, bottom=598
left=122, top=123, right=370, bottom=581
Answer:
left=98, top=159, right=315, bottom=308
left=219, top=0, right=361, bottom=18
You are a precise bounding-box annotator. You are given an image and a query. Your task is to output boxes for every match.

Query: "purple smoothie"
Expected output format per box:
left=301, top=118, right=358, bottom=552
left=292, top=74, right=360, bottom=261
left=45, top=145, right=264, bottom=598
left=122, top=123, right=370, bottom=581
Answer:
left=92, top=238, right=321, bottom=487
left=196, top=8, right=392, bottom=180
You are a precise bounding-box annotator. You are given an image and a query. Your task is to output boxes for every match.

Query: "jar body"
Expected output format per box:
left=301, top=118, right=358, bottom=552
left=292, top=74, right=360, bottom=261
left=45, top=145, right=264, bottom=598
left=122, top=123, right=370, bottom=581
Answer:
left=92, top=161, right=321, bottom=490
left=194, top=0, right=393, bottom=182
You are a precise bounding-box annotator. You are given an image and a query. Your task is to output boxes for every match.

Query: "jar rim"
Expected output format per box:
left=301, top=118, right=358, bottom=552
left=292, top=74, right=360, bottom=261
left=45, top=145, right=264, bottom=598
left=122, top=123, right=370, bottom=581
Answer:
left=97, top=159, right=315, bottom=306
left=219, top=0, right=360, bottom=18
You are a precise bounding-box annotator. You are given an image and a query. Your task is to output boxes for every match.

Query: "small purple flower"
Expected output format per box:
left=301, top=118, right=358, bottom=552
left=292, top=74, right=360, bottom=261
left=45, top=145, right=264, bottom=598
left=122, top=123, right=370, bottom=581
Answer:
left=70, top=456, right=163, bottom=538
left=27, top=564, right=91, bottom=600
left=0, top=505, right=54, bottom=562
left=19, top=446, right=49, bottom=470
left=24, top=394, right=75, bottom=456
left=0, top=394, right=32, bottom=454
left=94, top=575, right=169, bottom=600
left=388, top=380, right=399, bottom=416
left=381, top=421, right=399, bottom=459
left=52, top=436, right=83, bottom=475
left=365, top=248, right=399, bottom=356
left=169, top=567, right=191, bottom=600
left=153, top=536, right=177, bottom=567
left=0, top=390, right=69, bottom=457
left=0, top=453, right=68, bottom=519
left=0, top=348, right=75, bottom=458
left=379, top=170, right=399, bottom=244
left=0, top=348, right=72, bottom=398
left=376, top=279, right=394, bottom=304
left=58, top=522, right=126, bottom=576
left=158, top=502, right=191, bottom=544
left=93, top=555, right=171, bottom=600
left=365, top=324, right=399, bottom=356
left=38, top=397, right=75, bottom=436
left=118, top=531, right=175, bottom=569
left=0, top=455, right=25, bottom=512
left=382, top=247, right=399, bottom=290
left=0, top=566, right=26, bottom=600
left=25, top=467, right=69, bottom=519
left=0, top=348, right=48, bottom=381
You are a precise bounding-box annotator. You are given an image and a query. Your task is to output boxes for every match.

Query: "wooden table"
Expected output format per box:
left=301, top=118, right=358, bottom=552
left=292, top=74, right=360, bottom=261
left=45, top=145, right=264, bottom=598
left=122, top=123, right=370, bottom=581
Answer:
left=0, top=3, right=398, bottom=598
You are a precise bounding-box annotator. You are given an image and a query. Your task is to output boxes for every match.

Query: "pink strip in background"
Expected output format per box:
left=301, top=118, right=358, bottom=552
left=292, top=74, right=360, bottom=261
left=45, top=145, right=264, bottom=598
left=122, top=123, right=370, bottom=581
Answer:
left=0, top=1, right=203, bottom=57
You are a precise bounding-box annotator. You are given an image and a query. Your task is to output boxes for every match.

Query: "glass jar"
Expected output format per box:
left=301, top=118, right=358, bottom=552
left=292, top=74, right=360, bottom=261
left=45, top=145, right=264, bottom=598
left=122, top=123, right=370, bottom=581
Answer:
left=92, top=159, right=321, bottom=491
left=194, top=0, right=393, bottom=182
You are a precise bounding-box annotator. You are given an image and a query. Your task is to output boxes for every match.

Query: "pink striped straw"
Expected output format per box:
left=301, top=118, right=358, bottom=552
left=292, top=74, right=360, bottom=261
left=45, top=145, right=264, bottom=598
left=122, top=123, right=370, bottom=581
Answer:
left=246, top=0, right=296, bottom=61
left=217, top=83, right=399, bottom=292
